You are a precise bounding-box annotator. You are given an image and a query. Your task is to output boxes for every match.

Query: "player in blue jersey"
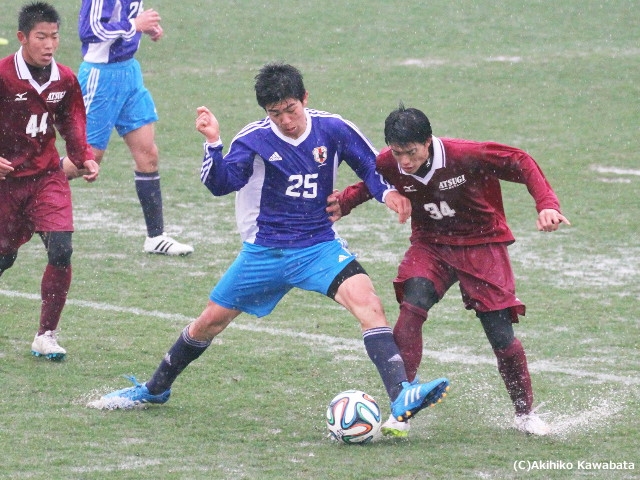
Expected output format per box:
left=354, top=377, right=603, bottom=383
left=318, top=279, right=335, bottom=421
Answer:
left=96, top=63, right=450, bottom=428
left=62, top=0, right=192, bottom=256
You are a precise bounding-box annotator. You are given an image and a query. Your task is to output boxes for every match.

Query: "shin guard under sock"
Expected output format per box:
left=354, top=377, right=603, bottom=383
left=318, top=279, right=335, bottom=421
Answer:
left=39, top=264, right=71, bottom=334
left=363, top=326, right=407, bottom=401
left=146, top=326, right=211, bottom=394
left=393, top=302, right=428, bottom=383
left=135, top=171, right=164, bottom=237
left=494, top=338, right=533, bottom=415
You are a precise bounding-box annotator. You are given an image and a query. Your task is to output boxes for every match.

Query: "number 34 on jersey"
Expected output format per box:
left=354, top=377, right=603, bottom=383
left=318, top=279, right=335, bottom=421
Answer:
left=424, top=201, right=455, bottom=220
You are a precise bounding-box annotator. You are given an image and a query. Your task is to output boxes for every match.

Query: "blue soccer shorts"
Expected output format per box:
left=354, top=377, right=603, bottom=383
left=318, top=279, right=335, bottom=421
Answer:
left=210, top=239, right=357, bottom=317
left=78, top=58, right=158, bottom=150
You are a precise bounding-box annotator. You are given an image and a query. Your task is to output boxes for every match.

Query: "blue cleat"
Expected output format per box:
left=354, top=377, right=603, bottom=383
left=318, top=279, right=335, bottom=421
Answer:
left=101, top=375, right=171, bottom=408
left=391, top=377, right=450, bottom=422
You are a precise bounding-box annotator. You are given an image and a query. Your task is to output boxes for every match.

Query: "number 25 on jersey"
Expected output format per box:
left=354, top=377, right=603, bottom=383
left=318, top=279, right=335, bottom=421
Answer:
left=286, top=173, right=318, bottom=199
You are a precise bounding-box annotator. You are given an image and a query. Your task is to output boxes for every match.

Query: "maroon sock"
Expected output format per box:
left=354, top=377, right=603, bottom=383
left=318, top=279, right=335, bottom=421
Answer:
left=393, top=302, right=428, bottom=382
left=494, top=338, right=533, bottom=415
left=39, top=264, right=72, bottom=335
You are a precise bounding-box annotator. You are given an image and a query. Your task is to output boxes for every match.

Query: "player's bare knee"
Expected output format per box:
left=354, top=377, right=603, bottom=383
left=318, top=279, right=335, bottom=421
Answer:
left=358, top=312, right=389, bottom=331
left=131, top=144, right=159, bottom=171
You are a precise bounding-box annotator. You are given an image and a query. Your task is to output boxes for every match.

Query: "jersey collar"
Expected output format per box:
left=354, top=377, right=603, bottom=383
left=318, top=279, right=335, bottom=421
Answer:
left=14, top=47, right=60, bottom=94
left=269, top=108, right=312, bottom=146
left=398, top=135, right=445, bottom=184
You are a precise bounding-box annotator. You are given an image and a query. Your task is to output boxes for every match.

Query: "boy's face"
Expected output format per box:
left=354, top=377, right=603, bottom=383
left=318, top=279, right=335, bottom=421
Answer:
left=18, top=21, right=59, bottom=68
left=265, top=92, right=309, bottom=139
left=389, top=140, right=432, bottom=174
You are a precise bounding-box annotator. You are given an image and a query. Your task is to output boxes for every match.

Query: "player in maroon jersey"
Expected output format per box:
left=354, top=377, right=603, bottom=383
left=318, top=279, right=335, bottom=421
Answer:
left=0, top=2, right=99, bottom=360
left=328, top=104, right=570, bottom=436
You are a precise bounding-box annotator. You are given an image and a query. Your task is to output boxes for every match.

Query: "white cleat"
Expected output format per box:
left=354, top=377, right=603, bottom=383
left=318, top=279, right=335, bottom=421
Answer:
left=31, top=330, right=66, bottom=361
left=514, top=409, right=550, bottom=436
left=143, top=234, right=194, bottom=256
left=381, top=414, right=411, bottom=438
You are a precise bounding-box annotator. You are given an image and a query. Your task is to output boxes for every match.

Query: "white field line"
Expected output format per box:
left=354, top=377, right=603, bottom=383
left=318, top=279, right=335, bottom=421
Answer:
left=591, top=166, right=640, bottom=176
left=2, top=288, right=638, bottom=386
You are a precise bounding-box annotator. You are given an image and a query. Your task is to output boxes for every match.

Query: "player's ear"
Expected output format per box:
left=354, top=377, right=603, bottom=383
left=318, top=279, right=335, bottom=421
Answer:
left=17, top=31, right=27, bottom=45
left=301, top=91, right=309, bottom=107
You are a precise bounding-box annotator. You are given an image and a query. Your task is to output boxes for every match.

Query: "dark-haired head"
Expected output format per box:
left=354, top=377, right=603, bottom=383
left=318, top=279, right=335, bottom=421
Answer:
left=18, top=2, right=60, bottom=35
left=384, top=102, right=432, bottom=146
left=254, top=63, right=307, bottom=110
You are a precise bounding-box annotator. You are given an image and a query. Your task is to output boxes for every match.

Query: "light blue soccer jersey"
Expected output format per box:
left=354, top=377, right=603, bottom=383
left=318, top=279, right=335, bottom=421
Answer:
left=78, top=0, right=143, bottom=63
left=201, top=109, right=393, bottom=248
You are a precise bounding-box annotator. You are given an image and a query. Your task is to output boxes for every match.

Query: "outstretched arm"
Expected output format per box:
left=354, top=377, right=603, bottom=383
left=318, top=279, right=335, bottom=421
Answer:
left=327, top=184, right=410, bottom=224
left=326, top=182, right=372, bottom=222
left=197, top=106, right=248, bottom=197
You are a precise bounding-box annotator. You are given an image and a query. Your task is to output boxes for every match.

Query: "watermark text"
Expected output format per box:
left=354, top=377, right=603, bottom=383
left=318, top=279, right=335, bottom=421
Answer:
left=513, top=460, right=635, bottom=472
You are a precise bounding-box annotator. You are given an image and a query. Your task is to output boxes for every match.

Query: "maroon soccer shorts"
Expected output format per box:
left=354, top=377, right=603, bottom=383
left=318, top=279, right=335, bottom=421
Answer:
left=393, top=241, right=525, bottom=321
left=0, top=170, right=74, bottom=254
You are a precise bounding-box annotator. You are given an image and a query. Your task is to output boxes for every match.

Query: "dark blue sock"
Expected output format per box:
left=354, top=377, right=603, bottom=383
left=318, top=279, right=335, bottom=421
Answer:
left=134, top=170, right=164, bottom=237
left=363, top=326, right=408, bottom=401
left=146, top=326, right=211, bottom=394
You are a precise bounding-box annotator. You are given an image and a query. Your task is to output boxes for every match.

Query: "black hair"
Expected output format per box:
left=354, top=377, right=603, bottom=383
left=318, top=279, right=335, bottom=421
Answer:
left=18, top=2, right=60, bottom=35
left=384, top=102, right=433, bottom=145
left=254, top=63, right=306, bottom=110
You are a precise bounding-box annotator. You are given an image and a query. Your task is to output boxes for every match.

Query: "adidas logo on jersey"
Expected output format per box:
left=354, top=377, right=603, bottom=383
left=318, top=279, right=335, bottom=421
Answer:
left=268, top=152, right=283, bottom=162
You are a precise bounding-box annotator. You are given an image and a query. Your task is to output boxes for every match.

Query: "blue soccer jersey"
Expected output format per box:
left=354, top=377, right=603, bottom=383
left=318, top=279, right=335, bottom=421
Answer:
left=200, top=108, right=393, bottom=248
left=78, top=0, right=143, bottom=63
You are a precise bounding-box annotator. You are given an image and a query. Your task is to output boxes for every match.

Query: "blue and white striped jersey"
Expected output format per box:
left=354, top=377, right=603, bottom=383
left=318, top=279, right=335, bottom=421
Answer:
left=201, top=109, right=393, bottom=248
left=78, top=0, right=143, bottom=63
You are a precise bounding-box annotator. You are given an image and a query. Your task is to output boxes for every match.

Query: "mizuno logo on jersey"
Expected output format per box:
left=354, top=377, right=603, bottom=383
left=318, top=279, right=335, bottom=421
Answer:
left=46, top=91, right=66, bottom=103
left=313, top=146, right=328, bottom=166
left=439, top=174, right=467, bottom=191
left=15, top=92, right=28, bottom=101
left=268, top=152, right=283, bottom=162
left=403, top=185, right=418, bottom=192
left=338, top=255, right=349, bottom=263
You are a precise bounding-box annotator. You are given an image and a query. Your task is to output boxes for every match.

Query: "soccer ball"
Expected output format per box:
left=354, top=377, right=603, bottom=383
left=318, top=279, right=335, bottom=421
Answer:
left=326, top=390, right=382, bottom=444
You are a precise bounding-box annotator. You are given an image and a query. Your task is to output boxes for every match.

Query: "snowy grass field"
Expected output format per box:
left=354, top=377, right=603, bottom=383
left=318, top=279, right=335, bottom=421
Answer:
left=0, top=0, right=638, bottom=478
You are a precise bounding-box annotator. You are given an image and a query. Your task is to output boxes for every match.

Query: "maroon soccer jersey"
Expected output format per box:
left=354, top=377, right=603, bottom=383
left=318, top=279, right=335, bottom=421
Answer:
left=340, top=136, right=561, bottom=246
left=0, top=49, right=93, bottom=177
